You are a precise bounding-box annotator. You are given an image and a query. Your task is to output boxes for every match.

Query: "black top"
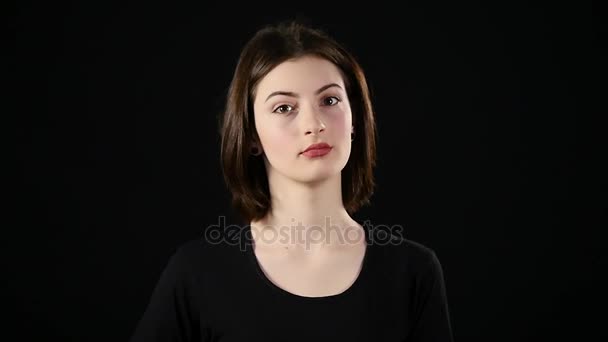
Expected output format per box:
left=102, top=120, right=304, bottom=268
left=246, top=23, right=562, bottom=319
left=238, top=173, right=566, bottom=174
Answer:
left=129, top=223, right=454, bottom=342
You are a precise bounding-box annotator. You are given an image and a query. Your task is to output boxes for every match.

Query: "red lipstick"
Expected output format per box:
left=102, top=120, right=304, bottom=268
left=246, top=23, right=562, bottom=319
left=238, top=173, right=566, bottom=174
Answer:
left=301, top=142, right=332, bottom=158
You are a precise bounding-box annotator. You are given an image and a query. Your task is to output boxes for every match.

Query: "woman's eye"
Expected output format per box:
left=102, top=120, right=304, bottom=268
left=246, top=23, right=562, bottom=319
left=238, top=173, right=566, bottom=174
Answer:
left=324, top=96, right=341, bottom=106
left=273, top=104, right=293, bottom=114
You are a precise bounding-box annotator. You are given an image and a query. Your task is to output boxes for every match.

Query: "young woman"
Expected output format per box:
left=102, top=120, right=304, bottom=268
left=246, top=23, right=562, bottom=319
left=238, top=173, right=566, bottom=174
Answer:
left=130, top=20, right=454, bottom=342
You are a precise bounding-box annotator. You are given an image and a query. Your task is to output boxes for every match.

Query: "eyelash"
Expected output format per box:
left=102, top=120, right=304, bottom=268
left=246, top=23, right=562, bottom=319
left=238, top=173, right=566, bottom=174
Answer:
left=272, top=96, right=342, bottom=114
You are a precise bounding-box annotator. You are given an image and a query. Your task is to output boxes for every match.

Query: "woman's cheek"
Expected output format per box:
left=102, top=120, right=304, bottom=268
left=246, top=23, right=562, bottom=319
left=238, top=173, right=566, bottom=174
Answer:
left=329, top=110, right=351, bottom=139
left=273, top=133, right=293, bottom=157
left=263, top=126, right=295, bottom=160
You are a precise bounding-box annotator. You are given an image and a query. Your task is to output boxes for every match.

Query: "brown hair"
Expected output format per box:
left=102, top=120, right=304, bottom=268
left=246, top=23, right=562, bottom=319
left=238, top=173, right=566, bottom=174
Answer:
left=219, top=20, right=377, bottom=225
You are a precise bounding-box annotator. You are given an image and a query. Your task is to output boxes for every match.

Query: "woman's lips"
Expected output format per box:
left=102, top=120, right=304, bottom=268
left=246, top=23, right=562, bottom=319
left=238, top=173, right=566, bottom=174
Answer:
left=301, top=147, right=332, bottom=158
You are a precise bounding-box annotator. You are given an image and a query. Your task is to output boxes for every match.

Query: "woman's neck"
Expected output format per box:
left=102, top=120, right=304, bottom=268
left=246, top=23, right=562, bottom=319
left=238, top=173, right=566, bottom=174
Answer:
left=251, top=172, right=359, bottom=252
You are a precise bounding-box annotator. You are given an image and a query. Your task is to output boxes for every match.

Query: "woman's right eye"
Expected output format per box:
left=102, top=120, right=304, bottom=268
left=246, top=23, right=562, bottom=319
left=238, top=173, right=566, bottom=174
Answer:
left=273, top=104, right=293, bottom=114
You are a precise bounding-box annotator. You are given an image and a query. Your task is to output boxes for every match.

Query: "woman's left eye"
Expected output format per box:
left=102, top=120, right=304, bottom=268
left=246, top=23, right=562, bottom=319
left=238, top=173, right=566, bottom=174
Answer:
left=323, top=96, right=341, bottom=106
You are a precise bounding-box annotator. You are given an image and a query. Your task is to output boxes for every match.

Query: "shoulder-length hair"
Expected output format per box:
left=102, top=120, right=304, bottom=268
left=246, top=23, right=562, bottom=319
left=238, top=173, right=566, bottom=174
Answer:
left=219, top=20, right=377, bottom=225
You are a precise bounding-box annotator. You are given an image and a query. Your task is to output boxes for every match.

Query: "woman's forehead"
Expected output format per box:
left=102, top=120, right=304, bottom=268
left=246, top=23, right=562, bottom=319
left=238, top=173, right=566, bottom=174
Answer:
left=255, top=56, right=346, bottom=99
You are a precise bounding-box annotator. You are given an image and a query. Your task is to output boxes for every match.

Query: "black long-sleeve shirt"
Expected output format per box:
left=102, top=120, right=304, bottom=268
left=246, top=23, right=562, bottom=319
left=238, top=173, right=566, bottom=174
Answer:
left=129, top=223, right=454, bottom=341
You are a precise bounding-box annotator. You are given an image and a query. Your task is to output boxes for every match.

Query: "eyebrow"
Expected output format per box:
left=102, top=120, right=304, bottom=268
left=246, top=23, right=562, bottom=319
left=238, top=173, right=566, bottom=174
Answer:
left=264, top=83, right=343, bottom=103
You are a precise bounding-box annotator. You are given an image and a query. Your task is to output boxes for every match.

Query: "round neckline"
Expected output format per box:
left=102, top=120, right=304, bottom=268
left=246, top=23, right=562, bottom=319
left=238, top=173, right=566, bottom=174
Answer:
left=245, top=221, right=372, bottom=302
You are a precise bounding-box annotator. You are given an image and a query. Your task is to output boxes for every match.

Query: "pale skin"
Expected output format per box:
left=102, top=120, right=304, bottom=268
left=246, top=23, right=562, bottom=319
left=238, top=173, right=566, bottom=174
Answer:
left=249, top=55, right=367, bottom=297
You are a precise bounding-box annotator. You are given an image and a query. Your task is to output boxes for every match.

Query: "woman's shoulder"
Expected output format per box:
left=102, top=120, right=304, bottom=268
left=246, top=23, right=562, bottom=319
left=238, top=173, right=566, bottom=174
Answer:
left=174, top=238, right=208, bottom=255
left=171, top=232, right=247, bottom=268
left=159, top=239, right=209, bottom=273
left=171, top=237, right=221, bottom=263
left=368, top=226, right=442, bottom=274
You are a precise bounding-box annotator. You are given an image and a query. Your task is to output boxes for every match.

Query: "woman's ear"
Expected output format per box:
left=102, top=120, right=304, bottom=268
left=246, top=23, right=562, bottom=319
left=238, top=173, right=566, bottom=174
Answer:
left=250, top=137, right=263, bottom=156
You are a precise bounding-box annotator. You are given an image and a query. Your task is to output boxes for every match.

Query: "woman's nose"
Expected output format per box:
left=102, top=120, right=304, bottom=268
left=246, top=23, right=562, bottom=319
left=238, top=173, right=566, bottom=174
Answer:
left=301, top=104, right=326, bottom=136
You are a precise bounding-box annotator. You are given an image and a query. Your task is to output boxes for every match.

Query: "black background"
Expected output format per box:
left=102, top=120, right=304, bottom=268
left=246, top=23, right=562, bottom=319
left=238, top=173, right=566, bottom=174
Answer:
left=11, top=1, right=605, bottom=341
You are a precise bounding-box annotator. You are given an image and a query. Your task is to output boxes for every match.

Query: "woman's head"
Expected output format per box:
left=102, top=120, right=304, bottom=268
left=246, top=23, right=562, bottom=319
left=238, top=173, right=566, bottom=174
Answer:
left=219, top=20, right=377, bottom=224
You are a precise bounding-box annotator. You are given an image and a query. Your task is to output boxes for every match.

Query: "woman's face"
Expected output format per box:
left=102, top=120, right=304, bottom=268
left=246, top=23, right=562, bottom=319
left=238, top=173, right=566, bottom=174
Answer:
left=252, top=55, right=353, bottom=184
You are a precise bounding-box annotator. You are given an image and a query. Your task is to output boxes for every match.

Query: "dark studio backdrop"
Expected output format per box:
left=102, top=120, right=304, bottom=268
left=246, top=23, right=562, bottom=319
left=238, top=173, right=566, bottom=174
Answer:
left=10, top=1, right=605, bottom=341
